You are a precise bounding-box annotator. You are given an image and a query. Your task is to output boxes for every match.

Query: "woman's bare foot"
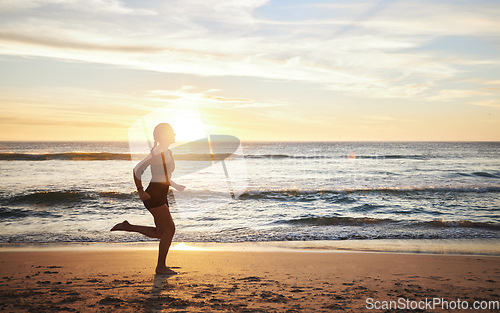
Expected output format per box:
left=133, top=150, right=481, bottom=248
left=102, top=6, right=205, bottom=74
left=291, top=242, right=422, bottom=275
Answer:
left=110, top=220, right=131, bottom=231
left=156, top=266, right=177, bottom=275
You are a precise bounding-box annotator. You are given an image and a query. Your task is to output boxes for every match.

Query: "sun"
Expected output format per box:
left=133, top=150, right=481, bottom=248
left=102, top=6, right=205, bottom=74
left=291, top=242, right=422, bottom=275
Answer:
left=169, top=114, right=208, bottom=143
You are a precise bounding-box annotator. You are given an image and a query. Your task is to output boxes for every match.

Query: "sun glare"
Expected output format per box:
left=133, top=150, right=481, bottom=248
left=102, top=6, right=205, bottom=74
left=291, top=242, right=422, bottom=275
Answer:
left=169, top=115, right=207, bottom=143
left=170, top=242, right=204, bottom=251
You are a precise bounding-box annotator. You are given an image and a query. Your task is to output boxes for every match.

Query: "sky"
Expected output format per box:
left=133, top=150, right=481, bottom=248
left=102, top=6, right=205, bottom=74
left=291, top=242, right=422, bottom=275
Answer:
left=0, top=0, right=499, bottom=142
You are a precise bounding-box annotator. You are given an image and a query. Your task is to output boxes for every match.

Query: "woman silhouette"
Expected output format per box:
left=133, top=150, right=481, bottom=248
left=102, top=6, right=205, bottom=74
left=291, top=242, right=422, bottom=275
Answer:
left=111, top=123, right=185, bottom=275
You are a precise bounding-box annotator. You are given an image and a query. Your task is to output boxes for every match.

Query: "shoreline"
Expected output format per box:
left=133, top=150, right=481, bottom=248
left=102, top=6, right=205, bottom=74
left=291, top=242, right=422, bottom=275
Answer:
left=1, top=238, right=499, bottom=256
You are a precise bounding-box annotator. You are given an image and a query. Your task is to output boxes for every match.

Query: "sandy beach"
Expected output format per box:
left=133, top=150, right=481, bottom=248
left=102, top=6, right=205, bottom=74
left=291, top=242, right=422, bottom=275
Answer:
left=0, top=246, right=499, bottom=312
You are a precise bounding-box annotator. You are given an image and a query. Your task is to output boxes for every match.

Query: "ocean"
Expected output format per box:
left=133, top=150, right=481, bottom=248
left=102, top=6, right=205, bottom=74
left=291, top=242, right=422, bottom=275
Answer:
left=0, top=141, right=499, bottom=250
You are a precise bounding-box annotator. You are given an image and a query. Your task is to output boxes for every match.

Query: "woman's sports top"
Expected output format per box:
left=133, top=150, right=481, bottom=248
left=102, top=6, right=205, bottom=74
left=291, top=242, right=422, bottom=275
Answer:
left=133, top=145, right=175, bottom=184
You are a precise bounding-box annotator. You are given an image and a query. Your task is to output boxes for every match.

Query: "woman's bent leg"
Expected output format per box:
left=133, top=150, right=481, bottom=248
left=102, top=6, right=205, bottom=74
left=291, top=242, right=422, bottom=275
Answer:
left=148, top=204, right=176, bottom=275
left=110, top=221, right=159, bottom=239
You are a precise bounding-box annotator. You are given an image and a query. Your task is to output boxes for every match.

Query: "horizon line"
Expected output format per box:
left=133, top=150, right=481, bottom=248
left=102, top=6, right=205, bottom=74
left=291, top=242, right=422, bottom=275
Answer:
left=1, top=140, right=499, bottom=143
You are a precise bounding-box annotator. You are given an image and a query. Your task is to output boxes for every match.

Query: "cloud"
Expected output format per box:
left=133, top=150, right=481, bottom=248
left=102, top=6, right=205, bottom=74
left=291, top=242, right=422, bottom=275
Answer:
left=0, top=85, right=150, bottom=128
left=0, top=0, right=156, bottom=15
left=427, top=89, right=491, bottom=101
left=471, top=100, right=500, bottom=109
left=355, top=1, right=500, bottom=36
left=0, top=30, right=163, bottom=53
left=144, top=87, right=285, bottom=109
left=360, top=115, right=414, bottom=124
left=0, top=0, right=499, bottom=101
left=204, top=95, right=253, bottom=102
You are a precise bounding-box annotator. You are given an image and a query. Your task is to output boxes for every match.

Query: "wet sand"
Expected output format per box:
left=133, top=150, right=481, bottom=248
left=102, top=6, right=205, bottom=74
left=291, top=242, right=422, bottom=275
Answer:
left=0, top=249, right=499, bottom=312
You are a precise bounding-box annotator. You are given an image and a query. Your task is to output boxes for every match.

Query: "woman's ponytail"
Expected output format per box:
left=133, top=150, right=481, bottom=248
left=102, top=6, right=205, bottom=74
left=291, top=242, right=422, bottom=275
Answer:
left=151, top=139, right=158, bottom=154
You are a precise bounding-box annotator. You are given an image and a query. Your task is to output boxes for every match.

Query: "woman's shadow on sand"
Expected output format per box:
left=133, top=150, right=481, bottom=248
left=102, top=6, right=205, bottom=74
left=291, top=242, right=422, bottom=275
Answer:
left=143, top=272, right=191, bottom=311
left=151, top=273, right=173, bottom=297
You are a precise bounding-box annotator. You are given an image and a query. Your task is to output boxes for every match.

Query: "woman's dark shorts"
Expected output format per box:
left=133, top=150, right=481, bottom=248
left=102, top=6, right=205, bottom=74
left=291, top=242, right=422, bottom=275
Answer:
left=143, top=182, right=169, bottom=210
